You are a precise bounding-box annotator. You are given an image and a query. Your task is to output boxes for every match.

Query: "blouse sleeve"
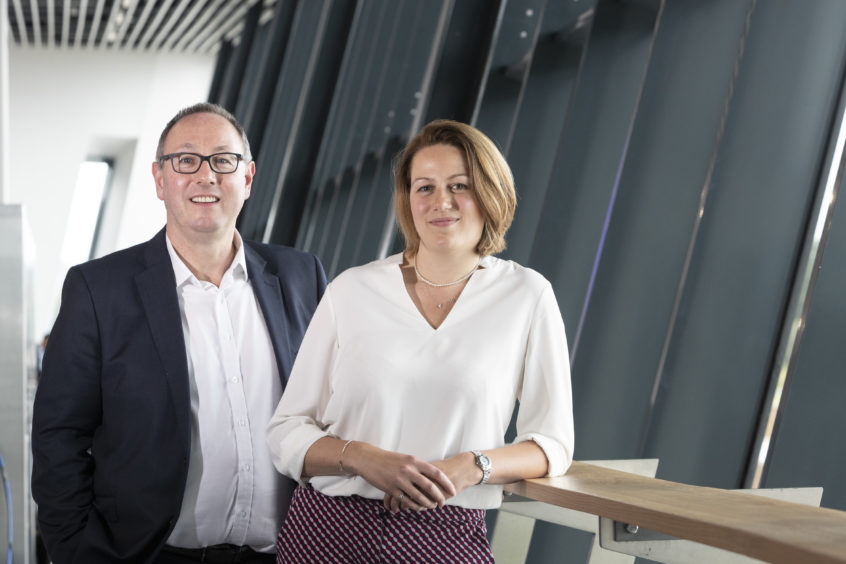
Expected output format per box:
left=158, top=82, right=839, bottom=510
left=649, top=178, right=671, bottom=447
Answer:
left=266, top=286, right=339, bottom=483
left=512, top=282, right=575, bottom=477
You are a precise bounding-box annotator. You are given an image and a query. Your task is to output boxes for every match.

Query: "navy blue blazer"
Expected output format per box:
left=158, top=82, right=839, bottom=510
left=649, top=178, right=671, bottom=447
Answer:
left=31, top=228, right=326, bottom=564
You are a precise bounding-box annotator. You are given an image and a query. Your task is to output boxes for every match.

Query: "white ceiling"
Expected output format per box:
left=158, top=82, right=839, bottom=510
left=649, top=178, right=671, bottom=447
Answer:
left=7, top=0, right=277, bottom=53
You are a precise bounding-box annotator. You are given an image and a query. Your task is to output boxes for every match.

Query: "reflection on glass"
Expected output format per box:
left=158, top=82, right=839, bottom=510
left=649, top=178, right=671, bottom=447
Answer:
left=60, top=160, right=111, bottom=266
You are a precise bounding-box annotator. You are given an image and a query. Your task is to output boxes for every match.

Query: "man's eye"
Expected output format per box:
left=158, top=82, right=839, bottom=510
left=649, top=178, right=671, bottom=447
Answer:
left=178, top=155, right=198, bottom=165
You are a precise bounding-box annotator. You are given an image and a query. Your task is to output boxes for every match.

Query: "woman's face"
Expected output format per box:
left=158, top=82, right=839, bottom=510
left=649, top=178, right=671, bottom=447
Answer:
left=408, top=144, right=484, bottom=257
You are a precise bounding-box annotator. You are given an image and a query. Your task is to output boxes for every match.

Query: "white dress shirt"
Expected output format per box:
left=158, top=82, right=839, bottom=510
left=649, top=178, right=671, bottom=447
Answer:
left=165, top=233, right=283, bottom=553
left=266, top=253, right=574, bottom=509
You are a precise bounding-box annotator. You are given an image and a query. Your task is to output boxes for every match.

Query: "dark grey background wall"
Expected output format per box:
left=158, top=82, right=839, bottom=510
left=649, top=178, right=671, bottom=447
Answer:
left=210, top=0, right=846, bottom=561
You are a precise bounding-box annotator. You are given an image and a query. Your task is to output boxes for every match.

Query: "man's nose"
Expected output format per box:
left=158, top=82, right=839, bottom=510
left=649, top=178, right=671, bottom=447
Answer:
left=194, top=159, right=216, bottom=181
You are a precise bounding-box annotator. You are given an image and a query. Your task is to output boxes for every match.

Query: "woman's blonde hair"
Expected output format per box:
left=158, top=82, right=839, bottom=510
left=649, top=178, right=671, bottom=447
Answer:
left=393, top=119, right=517, bottom=256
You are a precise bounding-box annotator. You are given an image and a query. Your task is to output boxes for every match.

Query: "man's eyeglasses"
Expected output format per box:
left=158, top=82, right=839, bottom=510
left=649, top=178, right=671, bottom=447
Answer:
left=159, top=152, right=245, bottom=174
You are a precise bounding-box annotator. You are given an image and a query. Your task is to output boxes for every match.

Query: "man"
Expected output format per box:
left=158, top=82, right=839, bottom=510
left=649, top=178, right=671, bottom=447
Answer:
left=31, top=103, right=326, bottom=563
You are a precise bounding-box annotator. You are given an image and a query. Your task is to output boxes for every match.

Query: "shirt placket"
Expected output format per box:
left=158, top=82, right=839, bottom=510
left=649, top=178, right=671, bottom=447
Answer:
left=216, top=286, right=254, bottom=543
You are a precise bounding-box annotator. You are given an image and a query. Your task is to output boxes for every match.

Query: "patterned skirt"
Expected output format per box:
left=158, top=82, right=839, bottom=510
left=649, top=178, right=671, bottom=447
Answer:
left=276, top=485, right=494, bottom=563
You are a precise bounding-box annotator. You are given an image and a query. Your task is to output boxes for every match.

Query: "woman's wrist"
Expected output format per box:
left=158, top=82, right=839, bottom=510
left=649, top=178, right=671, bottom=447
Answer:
left=456, top=451, right=484, bottom=490
left=338, top=439, right=355, bottom=475
left=339, top=439, right=376, bottom=477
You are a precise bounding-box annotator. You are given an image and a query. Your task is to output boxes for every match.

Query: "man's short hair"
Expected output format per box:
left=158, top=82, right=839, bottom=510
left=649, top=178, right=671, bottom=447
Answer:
left=156, top=102, right=252, bottom=162
left=392, top=119, right=517, bottom=257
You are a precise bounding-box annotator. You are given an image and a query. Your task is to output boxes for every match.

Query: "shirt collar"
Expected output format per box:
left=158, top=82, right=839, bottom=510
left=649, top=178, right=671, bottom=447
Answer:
left=165, top=231, right=248, bottom=288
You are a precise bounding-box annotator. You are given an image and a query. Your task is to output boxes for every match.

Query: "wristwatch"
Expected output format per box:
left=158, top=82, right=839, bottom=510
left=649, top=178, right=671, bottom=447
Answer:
left=471, top=450, right=491, bottom=485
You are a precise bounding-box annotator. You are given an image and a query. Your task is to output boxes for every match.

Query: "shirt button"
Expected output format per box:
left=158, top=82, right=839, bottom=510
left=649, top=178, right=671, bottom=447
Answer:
left=231, top=377, right=239, bottom=383
left=239, top=419, right=248, bottom=426
left=242, top=464, right=251, bottom=472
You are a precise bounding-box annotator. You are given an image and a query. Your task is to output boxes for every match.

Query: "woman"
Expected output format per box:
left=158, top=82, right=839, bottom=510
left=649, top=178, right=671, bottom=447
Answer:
left=266, top=119, right=574, bottom=562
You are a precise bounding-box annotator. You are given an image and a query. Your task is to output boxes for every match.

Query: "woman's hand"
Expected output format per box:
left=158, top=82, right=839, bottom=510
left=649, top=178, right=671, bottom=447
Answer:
left=430, top=452, right=482, bottom=496
left=342, top=442, right=456, bottom=513
left=383, top=452, right=482, bottom=513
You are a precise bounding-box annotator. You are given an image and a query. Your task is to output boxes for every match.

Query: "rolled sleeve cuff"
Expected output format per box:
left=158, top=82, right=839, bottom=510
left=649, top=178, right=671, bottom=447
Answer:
left=268, top=423, right=330, bottom=484
left=513, top=432, right=572, bottom=477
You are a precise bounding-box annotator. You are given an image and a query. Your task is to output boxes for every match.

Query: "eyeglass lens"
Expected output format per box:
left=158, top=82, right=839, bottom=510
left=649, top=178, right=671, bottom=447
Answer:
left=170, top=153, right=240, bottom=173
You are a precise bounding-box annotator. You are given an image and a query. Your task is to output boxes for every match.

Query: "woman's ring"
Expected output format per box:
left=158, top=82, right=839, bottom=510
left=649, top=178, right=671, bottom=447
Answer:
left=399, top=493, right=405, bottom=502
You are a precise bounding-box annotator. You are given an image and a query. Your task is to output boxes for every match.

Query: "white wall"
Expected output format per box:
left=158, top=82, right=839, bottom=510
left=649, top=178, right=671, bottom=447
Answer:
left=8, top=46, right=216, bottom=337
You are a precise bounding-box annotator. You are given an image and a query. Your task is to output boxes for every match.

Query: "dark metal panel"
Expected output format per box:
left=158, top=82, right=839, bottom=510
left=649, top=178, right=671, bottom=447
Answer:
left=423, top=0, right=500, bottom=124
left=529, top=0, right=655, bottom=349
left=520, top=3, right=652, bottom=562
left=298, top=0, right=458, bottom=268
left=333, top=152, right=383, bottom=272
left=567, top=0, right=749, bottom=466
left=313, top=0, right=384, bottom=187
left=346, top=136, right=405, bottom=266
left=297, top=0, right=381, bottom=256
left=643, top=0, right=846, bottom=491
left=233, top=17, right=271, bottom=147
left=762, top=1, right=846, bottom=511
left=266, top=0, right=358, bottom=247
left=207, top=38, right=233, bottom=104
left=500, top=2, right=595, bottom=265
left=310, top=1, right=393, bottom=263
left=216, top=1, right=262, bottom=112
left=520, top=1, right=663, bottom=482
left=329, top=0, right=427, bottom=273
left=237, top=0, right=299, bottom=162
left=238, top=0, right=356, bottom=246
left=472, top=0, right=546, bottom=152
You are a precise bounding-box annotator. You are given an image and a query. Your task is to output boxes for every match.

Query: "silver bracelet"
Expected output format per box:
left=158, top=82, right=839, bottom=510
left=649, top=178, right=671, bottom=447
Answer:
left=338, top=439, right=354, bottom=474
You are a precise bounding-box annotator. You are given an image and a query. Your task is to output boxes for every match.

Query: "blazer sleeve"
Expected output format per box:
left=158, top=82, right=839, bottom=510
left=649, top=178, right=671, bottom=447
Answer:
left=513, top=282, right=575, bottom=476
left=31, top=266, right=102, bottom=562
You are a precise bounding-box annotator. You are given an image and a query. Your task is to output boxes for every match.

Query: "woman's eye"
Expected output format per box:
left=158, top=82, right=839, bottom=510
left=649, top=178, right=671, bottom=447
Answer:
left=416, top=185, right=432, bottom=192
left=451, top=183, right=468, bottom=191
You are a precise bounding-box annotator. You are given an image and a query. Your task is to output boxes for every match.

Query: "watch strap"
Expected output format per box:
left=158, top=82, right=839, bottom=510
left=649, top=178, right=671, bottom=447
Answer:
left=471, top=449, right=491, bottom=485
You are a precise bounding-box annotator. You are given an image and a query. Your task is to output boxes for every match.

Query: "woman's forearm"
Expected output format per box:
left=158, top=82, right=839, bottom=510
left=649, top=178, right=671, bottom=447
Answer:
left=432, top=440, right=549, bottom=493
left=302, top=437, right=457, bottom=511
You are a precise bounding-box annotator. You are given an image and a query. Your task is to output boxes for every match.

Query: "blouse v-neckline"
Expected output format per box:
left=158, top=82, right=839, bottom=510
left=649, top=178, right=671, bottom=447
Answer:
left=395, top=254, right=488, bottom=331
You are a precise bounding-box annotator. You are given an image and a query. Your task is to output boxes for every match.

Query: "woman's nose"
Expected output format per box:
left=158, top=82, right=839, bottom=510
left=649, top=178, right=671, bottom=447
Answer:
left=433, top=186, right=454, bottom=209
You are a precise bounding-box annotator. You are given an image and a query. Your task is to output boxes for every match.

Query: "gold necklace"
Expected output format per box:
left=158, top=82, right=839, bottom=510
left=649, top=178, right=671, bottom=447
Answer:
left=413, top=254, right=481, bottom=287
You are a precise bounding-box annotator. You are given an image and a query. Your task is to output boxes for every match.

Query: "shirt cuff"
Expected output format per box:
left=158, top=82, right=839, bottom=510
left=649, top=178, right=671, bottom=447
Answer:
left=512, top=432, right=571, bottom=477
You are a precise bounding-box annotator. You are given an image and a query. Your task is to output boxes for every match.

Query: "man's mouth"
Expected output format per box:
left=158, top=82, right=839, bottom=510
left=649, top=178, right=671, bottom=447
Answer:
left=191, top=196, right=219, bottom=203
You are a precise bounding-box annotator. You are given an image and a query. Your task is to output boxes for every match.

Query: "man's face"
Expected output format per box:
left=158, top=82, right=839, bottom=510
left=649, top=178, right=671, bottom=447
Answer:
left=152, top=112, right=254, bottom=245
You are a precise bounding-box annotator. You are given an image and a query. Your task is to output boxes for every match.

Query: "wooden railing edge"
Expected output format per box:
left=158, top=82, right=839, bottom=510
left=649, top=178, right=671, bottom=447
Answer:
left=503, top=461, right=846, bottom=564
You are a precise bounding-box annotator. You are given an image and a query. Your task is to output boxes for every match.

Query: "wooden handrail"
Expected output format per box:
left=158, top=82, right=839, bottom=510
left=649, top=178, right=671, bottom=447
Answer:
left=504, top=461, right=846, bottom=564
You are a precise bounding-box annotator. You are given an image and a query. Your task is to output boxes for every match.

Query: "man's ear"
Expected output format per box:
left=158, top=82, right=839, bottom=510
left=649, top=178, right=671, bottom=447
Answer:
left=243, top=160, right=256, bottom=200
left=152, top=161, right=165, bottom=201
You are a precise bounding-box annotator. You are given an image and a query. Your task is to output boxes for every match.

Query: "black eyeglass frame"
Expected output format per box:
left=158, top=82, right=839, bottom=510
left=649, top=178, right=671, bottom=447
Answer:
left=158, top=152, right=245, bottom=174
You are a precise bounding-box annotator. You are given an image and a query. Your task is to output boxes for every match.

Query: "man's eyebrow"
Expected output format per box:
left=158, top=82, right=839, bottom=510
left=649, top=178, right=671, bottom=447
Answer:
left=170, top=143, right=237, bottom=153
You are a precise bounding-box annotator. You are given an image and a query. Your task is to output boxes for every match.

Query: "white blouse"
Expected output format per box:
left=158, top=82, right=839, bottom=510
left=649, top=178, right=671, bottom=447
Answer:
left=266, top=253, right=574, bottom=509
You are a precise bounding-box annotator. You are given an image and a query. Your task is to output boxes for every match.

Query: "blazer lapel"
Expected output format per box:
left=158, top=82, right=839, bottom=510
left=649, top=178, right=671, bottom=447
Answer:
left=135, top=229, right=192, bottom=451
left=245, top=246, right=294, bottom=386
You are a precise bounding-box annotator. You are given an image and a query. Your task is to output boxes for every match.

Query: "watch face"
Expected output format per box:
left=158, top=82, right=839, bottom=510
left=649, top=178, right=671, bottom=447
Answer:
left=480, top=454, right=491, bottom=468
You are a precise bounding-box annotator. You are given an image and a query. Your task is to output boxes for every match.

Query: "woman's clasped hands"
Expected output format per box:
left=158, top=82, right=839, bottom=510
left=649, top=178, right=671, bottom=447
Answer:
left=342, top=441, right=480, bottom=514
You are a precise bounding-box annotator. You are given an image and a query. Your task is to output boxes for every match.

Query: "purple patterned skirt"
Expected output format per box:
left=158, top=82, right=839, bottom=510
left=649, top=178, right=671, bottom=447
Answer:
left=276, top=485, right=494, bottom=563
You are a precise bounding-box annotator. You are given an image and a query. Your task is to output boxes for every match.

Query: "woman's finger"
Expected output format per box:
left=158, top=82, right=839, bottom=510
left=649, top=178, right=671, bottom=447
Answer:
left=419, top=464, right=457, bottom=497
